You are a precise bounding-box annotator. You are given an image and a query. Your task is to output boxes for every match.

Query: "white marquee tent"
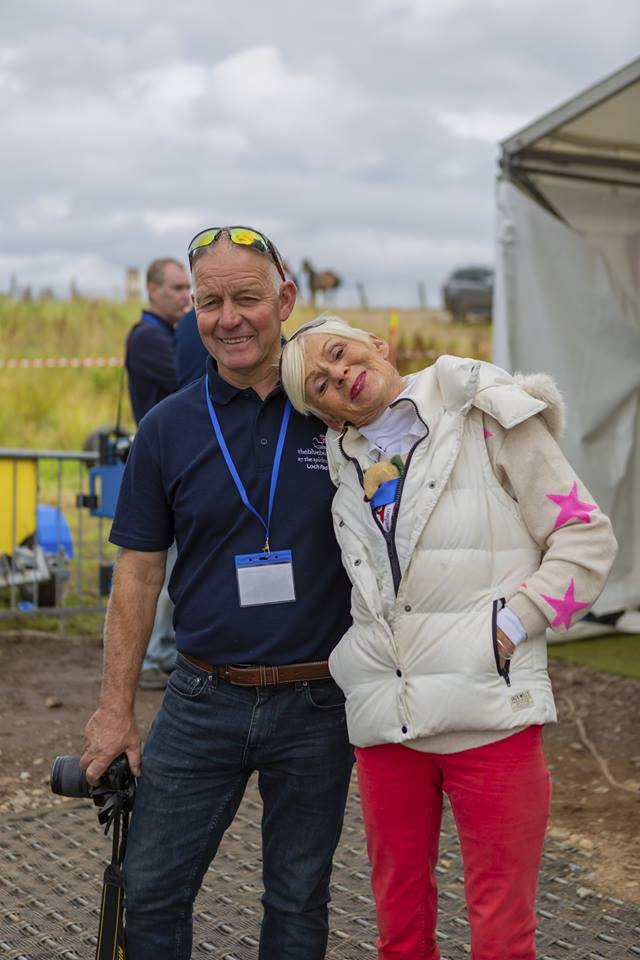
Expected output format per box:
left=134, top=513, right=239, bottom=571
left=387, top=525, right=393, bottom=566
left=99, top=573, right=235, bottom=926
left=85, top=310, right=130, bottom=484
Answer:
left=493, top=57, right=640, bottom=625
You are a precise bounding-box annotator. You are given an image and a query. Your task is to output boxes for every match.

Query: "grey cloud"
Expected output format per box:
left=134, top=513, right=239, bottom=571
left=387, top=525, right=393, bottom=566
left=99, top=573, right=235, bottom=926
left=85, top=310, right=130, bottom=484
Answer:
left=1, top=0, right=638, bottom=304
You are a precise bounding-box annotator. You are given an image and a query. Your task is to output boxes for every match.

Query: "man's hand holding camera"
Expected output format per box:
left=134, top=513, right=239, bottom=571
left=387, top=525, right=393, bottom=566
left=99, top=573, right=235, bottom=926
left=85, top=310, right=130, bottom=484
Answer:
left=81, top=703, right=142, bottom=786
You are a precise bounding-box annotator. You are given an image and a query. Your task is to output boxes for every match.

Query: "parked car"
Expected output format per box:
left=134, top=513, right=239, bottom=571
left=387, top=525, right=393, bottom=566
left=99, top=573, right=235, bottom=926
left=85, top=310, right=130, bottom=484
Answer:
left=442, top=265, right=493, bottom=320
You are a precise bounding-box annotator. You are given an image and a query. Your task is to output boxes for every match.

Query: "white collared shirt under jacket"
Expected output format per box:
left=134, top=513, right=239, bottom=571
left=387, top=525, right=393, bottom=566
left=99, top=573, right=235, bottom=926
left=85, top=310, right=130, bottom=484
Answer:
left=325, top=356, right=618, bottom=754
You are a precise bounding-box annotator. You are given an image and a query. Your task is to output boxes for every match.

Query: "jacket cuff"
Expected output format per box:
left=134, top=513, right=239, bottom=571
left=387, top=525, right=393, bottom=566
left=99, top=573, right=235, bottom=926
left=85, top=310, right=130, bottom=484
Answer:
left=507, top=592, right=550, bottom=640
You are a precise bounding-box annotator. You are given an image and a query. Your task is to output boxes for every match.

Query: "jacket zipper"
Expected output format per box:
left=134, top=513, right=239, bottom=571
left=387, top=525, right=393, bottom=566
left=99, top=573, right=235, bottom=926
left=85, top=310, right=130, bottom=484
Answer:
left=383, top=399, right=430, bottom=595
left=339, top=398, right=429, bottom=597
left=491, top=597, right=511, bottom=687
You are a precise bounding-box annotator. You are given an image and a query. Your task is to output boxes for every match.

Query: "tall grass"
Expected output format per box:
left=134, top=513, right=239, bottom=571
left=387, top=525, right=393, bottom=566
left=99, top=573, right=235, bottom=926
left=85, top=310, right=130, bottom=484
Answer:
left=2, top=296, right=492, bottom=451
left=1, top=295, right=139, bottom=449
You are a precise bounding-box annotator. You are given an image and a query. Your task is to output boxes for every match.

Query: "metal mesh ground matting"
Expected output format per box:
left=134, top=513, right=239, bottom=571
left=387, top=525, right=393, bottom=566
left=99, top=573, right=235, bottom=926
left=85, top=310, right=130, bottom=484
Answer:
left=1, top=779, right=639, bottom=959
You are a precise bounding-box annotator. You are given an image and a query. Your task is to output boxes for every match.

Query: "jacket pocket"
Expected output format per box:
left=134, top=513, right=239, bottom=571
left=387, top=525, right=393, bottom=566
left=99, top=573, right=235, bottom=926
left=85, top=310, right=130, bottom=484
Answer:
left=491, top=597, right=511, bottom=687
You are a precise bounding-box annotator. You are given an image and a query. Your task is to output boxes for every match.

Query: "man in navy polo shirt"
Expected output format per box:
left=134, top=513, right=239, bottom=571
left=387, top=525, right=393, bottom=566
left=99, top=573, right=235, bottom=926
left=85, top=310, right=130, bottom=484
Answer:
left=126, top=257, right=191, bottom=424
left=126, top=257, right=192, bottom=690
left=81, top=227, right=354, bottom=959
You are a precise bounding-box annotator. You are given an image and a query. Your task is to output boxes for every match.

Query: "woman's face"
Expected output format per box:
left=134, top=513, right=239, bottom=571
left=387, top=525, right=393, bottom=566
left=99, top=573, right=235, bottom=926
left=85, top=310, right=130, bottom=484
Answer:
left=302, top=332, right=402, bottom=429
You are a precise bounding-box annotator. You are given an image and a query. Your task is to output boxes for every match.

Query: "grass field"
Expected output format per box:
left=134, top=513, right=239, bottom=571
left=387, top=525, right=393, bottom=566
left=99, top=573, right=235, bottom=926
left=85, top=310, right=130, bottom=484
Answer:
left=1, top=296, right=492, bottom=451
left=548, top=633, right=640, bottom=679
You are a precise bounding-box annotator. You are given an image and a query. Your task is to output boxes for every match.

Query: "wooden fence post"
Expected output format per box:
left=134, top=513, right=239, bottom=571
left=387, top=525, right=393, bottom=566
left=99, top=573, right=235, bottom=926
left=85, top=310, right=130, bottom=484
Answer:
left=388, top=310, right=399, bottom=367
left=126, top=267, right=141, bottom=301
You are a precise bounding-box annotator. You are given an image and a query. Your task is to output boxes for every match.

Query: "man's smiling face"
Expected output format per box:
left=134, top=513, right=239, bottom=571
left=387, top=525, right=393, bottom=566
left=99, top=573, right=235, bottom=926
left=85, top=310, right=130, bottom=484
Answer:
left=193, top=239, right=295, bottom=389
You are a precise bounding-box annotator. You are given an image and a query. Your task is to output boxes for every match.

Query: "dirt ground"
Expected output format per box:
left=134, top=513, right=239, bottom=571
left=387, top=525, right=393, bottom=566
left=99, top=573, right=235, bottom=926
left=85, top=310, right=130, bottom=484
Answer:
left=1, top=631, right=639, bottom=903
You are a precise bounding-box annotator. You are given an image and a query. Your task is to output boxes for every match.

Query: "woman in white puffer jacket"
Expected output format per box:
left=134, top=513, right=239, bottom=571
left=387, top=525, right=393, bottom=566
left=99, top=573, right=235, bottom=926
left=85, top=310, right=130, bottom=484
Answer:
left=280, top=316, right=617, bottom=960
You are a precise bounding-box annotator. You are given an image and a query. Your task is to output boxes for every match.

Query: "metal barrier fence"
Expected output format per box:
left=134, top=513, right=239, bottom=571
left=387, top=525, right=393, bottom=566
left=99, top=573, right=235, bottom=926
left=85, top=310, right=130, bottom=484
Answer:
left=0, top=447, right=120, bottom=619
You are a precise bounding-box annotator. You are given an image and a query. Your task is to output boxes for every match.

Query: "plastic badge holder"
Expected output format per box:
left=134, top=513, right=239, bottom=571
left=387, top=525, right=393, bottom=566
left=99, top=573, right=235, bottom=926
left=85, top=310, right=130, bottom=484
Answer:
left=235, top=551, right=296, bottom=606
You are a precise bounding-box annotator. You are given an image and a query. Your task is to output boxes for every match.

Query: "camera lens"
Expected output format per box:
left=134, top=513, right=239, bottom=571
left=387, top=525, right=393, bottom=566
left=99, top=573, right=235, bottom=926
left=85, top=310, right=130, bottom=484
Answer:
left=50, top=755, right=92, bottom=798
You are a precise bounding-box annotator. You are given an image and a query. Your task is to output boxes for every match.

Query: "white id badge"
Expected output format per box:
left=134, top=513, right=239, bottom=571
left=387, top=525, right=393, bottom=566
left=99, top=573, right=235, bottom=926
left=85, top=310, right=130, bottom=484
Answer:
left=235, top=550, right=296, bottom=607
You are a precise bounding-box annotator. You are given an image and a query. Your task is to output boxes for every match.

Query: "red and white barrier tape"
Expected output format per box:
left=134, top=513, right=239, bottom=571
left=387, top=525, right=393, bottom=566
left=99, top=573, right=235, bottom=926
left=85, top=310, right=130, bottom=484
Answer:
left=1, top=357, right=123, bottom=369
left=2, top=349, right=438, bottom=371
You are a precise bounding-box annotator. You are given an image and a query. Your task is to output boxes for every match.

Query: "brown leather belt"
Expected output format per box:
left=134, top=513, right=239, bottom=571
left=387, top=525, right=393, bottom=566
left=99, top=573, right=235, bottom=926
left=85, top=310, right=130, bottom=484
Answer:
left=182, top=653, right=332, bottom=686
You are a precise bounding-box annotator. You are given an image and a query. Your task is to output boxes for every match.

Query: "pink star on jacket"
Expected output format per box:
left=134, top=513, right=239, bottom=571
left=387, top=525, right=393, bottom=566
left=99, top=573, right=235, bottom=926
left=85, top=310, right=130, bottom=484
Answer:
left=546, top=481, right=597, bottom=530
left=540, top=578, right=590, bottom=630
left=483, top=427, right=493, bottom=439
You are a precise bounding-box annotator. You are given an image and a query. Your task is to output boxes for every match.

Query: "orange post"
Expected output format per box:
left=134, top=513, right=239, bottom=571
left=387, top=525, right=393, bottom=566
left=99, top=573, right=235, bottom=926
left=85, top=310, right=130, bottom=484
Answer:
left=388, top=311, right=399, bottom=368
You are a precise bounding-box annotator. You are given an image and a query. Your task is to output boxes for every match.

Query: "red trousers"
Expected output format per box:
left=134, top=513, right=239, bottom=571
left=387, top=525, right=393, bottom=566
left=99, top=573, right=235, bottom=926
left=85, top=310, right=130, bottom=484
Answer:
left=355, top=726, right=551, bottom=960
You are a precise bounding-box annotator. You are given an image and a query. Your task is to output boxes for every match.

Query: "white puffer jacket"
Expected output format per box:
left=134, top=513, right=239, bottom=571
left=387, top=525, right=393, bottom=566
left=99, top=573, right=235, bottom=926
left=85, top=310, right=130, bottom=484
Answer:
left=326, top=356, right=562, bottom=749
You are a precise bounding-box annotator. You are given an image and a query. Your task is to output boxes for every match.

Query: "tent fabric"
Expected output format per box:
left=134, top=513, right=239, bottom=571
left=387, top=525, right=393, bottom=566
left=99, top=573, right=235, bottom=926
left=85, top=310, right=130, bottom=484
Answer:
left=533, top=177, right=640, bottom=310
left=494, top=58, right=640, bottom=618
left=493, top=180, right=640, bottom=616
left=501, top=57, right=640, bottom=190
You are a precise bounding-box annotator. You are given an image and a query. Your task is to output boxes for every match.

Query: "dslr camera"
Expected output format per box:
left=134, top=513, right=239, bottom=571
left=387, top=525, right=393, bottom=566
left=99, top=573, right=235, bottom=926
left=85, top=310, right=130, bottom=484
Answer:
left=51, top=753, right=135, bottom=959
left=51, top=752, right=135, bottom=821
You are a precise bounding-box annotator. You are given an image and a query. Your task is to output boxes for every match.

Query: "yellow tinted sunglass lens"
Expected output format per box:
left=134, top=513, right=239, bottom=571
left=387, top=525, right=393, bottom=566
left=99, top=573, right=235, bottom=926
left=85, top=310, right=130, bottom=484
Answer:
left=229, top=228, right=268, bottom=251
left=187, top=227, right=284, bottom=279
left=189, top=229, right=220, bottom=255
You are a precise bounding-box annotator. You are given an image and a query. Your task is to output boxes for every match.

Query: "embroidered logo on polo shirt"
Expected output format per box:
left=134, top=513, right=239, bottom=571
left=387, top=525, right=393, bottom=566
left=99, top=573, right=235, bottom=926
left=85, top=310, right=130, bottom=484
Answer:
left=510, top=690, right=534, bottom=712
left=297, top=435, right=329, bottom=471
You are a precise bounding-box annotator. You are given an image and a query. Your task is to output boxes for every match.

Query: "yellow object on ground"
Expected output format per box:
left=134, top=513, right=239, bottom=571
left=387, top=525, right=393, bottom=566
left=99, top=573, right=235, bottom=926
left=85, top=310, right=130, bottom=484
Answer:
left=0, top=457, right=37, bottom=555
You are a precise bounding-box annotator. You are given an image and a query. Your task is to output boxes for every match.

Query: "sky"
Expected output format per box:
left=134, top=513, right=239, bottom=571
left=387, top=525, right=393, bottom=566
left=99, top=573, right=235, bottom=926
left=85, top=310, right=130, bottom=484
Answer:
left=1, top=0, right=639, bottom=307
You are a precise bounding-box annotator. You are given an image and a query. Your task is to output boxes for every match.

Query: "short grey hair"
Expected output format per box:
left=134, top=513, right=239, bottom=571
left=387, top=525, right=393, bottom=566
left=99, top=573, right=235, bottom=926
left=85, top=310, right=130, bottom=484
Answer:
left=280, top=315, right=373, bottom=418
left=146, top=258, right=186, bottom=289
left=191, top=235, right=284, bottom=295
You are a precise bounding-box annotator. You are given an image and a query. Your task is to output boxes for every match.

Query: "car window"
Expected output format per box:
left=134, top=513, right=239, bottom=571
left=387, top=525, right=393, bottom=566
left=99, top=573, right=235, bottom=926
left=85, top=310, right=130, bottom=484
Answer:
left=452, top=269, right=493, bottom=282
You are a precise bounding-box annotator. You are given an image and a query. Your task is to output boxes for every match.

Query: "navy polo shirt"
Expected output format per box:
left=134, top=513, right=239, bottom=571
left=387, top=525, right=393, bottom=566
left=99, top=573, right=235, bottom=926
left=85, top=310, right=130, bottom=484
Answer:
left=110, top=357, right=352, bottom=664
left=126, top=310, right=177, bottom=425
left=175, top=307, right=208, bottom=388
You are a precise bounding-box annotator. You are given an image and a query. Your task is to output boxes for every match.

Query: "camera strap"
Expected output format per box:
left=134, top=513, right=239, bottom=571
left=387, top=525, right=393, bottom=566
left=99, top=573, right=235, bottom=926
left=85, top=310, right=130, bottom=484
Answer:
left=95, top=800, right=130, bottom=960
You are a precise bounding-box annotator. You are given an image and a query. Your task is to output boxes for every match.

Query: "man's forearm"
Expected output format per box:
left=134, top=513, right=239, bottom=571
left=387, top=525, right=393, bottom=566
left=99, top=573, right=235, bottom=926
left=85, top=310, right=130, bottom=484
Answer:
left=81, top=549, right=167, bottom=783
left=99, top=552, right=164, bottom=710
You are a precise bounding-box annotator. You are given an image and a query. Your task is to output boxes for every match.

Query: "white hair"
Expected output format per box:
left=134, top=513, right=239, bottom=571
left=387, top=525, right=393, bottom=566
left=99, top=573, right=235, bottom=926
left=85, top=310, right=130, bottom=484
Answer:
left=280, top=315, right=373, bottom=419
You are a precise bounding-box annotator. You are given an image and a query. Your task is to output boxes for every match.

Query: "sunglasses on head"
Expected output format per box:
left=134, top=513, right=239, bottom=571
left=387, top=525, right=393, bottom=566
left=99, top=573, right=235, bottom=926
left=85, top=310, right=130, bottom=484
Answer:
left=187, top=226, right=286, bottom=281
left=288, top=316, right=333, bottom=341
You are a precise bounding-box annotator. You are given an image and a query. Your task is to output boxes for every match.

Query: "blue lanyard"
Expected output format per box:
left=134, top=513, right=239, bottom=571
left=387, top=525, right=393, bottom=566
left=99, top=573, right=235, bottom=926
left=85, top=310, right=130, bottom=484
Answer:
left=205, top=376, right=292, bottom=552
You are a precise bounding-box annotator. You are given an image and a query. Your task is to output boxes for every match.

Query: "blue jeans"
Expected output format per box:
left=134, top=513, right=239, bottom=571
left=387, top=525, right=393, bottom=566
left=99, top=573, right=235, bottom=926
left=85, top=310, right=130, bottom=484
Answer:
left=123, top=654, right=354, bottom=959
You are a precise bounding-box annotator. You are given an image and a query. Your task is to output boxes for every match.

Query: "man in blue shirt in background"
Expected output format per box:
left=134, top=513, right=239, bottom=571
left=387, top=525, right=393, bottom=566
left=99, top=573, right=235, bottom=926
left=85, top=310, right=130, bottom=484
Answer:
left=126, top=258, right=191, bottom=423
left=81, top=227, right=353, bottom=959
left=125, top=257, right=191, bottom=689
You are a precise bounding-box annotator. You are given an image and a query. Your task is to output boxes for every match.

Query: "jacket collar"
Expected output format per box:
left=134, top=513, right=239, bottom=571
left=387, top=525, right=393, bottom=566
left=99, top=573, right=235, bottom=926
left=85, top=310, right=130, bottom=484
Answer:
left=141, top=310, right=175, bottom=336
left=205, top=355, right=284, bottom=406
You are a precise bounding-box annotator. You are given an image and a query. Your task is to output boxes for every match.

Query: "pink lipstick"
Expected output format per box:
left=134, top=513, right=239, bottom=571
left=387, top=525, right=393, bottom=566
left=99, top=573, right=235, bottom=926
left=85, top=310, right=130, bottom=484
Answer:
left=350, top=371, right=366, bottom=400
